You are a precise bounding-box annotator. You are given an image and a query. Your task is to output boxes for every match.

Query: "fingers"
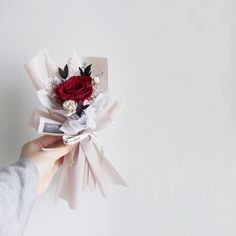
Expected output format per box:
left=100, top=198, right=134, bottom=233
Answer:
left=53, top=157, right=64, bottom=175
left=40, top=143, right=73, bottom=161
left=32, top=135, right=62, bottom=148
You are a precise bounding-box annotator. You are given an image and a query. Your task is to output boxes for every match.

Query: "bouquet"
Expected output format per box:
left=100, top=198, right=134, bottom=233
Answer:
left=25, top=48, right=126, bottom=209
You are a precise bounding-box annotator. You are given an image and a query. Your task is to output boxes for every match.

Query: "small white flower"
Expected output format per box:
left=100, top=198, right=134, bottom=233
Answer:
left=63, top=100, right=78, bottom=116
left=93, top=75, right=100, bottom=84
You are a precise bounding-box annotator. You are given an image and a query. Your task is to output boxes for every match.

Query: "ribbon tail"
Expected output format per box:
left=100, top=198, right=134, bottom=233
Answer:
left=81, top=139, right=127, bottom=197
left=97, top=151, right=127, bottom=187
left=83, top=157, right=96, bottom=192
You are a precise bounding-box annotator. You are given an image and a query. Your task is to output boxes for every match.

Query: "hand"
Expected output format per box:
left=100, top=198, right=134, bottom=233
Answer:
left=20, top=135, right=72, bottom=196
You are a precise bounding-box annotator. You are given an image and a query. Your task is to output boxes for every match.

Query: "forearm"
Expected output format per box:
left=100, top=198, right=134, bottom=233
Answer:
left=0, top=159, right=39, bottom=236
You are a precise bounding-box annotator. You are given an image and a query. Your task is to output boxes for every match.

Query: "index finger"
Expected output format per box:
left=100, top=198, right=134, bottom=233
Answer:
left=33, top=135, right=62, bottom=148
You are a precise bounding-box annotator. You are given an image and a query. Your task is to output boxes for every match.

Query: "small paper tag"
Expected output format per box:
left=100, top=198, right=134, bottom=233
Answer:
left=38, top=116, right=64, bottom=135
left=43, top=122, right=64, bottom=134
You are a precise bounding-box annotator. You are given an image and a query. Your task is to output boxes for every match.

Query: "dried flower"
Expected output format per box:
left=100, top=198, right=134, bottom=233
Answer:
left=63, top=100, right=78, bottom=116
left=93, top=75, right=100, bottom=84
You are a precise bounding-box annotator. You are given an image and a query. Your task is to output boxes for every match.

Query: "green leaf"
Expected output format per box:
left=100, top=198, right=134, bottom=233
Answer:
left=84, top=64, right=92, bottom=76
left=58, top=64, right=69, bottom=79
left=83, top=104, right=90, bottom=110
left=76, top=104, right=90, bottom=117
left=64, top=64, right=68, bottom=76
left=79, top=67, right=84, bottom=76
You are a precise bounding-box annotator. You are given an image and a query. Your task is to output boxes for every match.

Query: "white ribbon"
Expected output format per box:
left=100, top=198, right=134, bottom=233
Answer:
left=63, top=132, right=97, bottom=145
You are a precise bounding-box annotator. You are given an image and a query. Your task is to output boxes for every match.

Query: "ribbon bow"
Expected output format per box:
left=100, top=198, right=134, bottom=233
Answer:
left=63, top=132, right=98, bottom=145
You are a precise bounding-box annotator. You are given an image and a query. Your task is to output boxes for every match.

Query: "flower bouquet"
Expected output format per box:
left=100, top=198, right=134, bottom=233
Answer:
left=25, top=48, right=126, bottom=209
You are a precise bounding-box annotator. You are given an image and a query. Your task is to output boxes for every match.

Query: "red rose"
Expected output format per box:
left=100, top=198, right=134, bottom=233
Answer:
left=55, top=76, right=93, bottom=104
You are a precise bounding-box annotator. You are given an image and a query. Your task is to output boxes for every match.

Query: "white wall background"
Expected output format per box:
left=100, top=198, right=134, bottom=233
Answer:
left=0, top=0, right=236, bottom=235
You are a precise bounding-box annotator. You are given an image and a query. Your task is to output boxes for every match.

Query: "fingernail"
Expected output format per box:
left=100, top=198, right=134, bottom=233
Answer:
left=41, top=147, right=55, bottom=151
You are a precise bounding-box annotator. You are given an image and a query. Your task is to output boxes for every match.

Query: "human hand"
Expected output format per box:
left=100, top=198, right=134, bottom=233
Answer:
left=20, top=135, right=73, bottom=196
